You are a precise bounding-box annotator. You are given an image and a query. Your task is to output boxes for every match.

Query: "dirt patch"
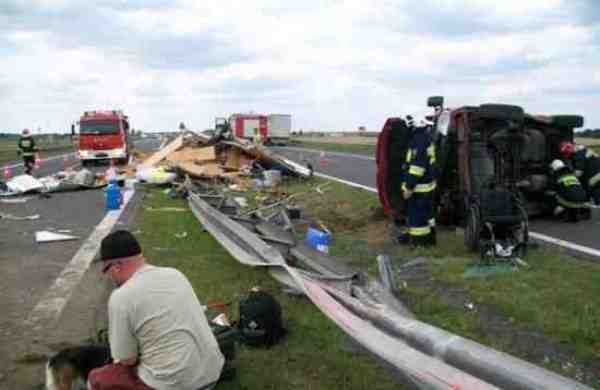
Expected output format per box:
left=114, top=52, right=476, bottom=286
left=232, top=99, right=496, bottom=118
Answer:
left=363, top=220, right=390, bottom=246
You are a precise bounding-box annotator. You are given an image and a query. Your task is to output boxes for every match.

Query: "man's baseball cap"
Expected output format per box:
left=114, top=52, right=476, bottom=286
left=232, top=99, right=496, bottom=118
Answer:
left=98, top=230, right=142, bottom=263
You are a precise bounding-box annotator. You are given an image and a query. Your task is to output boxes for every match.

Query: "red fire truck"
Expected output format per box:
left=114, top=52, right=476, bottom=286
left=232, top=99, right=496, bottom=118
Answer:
left=229, top=114, right=268, bottom=140
left=76, top=110, right=131, bottom=165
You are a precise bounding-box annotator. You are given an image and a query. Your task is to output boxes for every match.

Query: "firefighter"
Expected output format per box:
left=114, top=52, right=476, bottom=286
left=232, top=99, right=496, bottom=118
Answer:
left=401, top=116, right=437, bottom=246
left=560, top=141, right=600, bottom=205
left=17, top=128, right=38, bottom=175
left=547, top=159, right=589, bottom=222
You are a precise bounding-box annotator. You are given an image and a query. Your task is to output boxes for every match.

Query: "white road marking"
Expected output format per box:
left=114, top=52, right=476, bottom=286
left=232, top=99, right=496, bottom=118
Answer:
left=1, top=152, right=76, bottom=170
left=529, top=231, right=600, bottom=259
left=280, top=146, right=375, bottom=161
left=313, top=171, right=377, bottom=193
left=25, top=188, right=135, bottom=332
left=312, top=169, right=600, bottom=260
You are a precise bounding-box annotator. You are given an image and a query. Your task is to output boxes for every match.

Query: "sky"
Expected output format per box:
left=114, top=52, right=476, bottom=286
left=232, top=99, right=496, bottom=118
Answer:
left=1, top=0, right=599, bottom=133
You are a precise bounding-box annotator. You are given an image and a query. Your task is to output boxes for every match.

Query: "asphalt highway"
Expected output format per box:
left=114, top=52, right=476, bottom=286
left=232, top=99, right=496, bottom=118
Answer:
left=0, top=137, right=160, bottom=388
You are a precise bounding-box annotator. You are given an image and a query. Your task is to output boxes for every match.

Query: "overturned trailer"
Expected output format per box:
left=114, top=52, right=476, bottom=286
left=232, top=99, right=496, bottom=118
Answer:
left=138, top=132, right=311, bottom=184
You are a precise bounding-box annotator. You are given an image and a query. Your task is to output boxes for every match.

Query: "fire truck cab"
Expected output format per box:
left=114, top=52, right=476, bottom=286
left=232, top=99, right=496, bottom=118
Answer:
left=77, top=110, right=131, bottom=165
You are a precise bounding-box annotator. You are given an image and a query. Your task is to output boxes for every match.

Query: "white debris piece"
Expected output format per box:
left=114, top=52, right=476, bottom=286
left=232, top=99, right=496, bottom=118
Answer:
left=136, top=166, right=177, bottom=184
left=6, top=175, right=44, bottom=194
left=233, top=197, right=248, bottom=208
left=35, top=231, right=79, bottom=243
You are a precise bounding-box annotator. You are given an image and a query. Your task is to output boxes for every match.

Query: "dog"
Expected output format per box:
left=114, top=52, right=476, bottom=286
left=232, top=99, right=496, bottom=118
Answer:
left=45, top=345, right=111, bottom=390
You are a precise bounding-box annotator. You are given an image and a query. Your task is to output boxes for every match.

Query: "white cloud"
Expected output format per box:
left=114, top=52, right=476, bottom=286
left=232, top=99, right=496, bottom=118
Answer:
left=0, top=0, right=599, bottom=133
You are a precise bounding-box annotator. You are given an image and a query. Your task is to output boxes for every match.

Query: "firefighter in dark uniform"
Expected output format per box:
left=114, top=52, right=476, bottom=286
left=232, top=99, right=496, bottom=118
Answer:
left=17, top=128, right=38, bottom=175
left=547, top=159, right=589, bottom=222
left=561, top=141, right=600, bottom=205
left=401, top=116, right=437, bottom=246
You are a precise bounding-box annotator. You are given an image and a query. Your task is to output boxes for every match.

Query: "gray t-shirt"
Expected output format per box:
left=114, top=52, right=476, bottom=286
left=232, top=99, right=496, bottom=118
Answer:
left=108, top=265, right=224, bottom=390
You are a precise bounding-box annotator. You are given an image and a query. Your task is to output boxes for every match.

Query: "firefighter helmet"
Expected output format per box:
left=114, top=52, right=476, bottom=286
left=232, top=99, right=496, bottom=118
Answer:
left=559, top=141, right=575, bottom=156
left=550, top=159, right=565, bottom=172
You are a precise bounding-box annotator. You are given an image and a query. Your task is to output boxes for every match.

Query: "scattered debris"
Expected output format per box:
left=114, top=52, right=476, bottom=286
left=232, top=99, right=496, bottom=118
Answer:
left=211, top=313, right=231, bottom=327
left=0, top=169, right=105, bottom=197
left=35, top=231, right=79, bottom=243
left=305, top=225, right=332, bottom=254
left=136, top=166, right=177, bottom=184
left=233, top=197, right=248, bottom=208
left=4, top=175, right=43, bottom=194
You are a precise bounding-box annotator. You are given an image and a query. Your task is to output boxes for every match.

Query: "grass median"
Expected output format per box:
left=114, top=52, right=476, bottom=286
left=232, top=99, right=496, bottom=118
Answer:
left=289, top=139, right=376, bottom=157
left=0, top=138, right=75, bottom=165
left=134, top=186, right=401, bottom=390
left=134, top=176, right=599, bottom=387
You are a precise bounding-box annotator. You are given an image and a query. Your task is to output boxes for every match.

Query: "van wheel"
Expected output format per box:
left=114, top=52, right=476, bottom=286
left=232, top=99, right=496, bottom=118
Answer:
left=478, top=104, right=524, bottom=122
left=550, top=115, right=584, bottom=129
left=464, top=205, right=481, bottom=252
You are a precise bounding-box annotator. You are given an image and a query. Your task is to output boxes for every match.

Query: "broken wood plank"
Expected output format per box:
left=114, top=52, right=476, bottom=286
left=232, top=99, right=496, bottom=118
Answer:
left=143, top=135, right=184, bottom=167
left=177, top=161, right=224, bottom=178
left=166, top=146, right=216, bottom=164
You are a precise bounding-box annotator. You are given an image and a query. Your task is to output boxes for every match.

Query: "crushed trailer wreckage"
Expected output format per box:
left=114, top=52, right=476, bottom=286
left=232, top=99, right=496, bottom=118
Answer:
left=136, top=132, right=311, bottom=187
left=183, top=181, right=592, bottom=390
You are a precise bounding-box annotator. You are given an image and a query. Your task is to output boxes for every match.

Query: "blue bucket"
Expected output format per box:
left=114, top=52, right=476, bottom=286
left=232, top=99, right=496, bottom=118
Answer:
left=306, top=226, right=331, bottom=254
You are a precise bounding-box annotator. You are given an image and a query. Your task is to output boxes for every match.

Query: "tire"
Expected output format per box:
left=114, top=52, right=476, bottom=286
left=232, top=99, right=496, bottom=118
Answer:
left=550, top=115, right=584, bottom=128
left=464, top=205, right=481, bottom=252
left=478, top=104, right=524, bottom=122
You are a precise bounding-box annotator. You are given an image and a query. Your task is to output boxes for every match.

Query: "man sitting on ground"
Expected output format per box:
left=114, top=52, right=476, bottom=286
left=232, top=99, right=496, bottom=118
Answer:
left=88, top=230, right=224, bottom=390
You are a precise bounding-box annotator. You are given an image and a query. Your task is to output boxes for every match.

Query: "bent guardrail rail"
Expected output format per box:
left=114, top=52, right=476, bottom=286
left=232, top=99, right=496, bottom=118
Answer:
left=187, top=192, right=592, bottom=390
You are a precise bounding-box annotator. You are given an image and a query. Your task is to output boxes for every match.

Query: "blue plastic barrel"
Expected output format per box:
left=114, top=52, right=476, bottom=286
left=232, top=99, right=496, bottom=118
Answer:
left=105, top=181, right=122, bottom=210
left=305, top=226, right=331, bottom=253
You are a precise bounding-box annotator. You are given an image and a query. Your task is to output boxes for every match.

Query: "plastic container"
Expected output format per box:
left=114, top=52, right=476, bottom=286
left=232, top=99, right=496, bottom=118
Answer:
left=105, top=180, right=122, bottom=210
left=305, top=226, right=332, bottom=254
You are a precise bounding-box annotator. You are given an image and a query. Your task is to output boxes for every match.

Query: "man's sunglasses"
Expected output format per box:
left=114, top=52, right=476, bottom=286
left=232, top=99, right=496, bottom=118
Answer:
left=102, top=261, right=119, bottom=273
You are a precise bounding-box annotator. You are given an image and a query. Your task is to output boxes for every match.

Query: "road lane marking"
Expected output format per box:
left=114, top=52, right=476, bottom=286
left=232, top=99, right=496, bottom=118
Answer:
left=25, top=188, right=136, bottom=332
left=278, top=146, right=375, bottom=161
left=311, top=169, right=600, bottom=260
left=529, top=231, right=600, bottom=259
left=313, top=171, right=377, bottom=193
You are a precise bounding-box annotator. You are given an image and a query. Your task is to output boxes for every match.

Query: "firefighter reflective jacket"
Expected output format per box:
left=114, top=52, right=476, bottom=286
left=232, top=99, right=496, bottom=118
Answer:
left=572, top=147, right=600, bottom=190
left=551, top=166, right=587, bottom=208
left=18, top=136, right=37, bottom=157
left=402, top=127, right=436, bottom=194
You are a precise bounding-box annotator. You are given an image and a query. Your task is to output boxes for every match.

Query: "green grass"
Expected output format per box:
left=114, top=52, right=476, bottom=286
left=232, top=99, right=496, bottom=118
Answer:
left=287, top=179, right=600, bottom=363
left=289, top=140, right=376, bottom=157
left=424, top=246, right=600, bottom=360
left=134, top=176, right=600, bottom=386
left=0, top=138, right=75, bottom=164
left=134, top=188, right=401, bottom=390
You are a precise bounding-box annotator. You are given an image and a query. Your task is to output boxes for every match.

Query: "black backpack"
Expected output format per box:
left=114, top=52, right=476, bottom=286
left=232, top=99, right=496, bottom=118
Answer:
left=238, top=289, right=286, bottom=347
